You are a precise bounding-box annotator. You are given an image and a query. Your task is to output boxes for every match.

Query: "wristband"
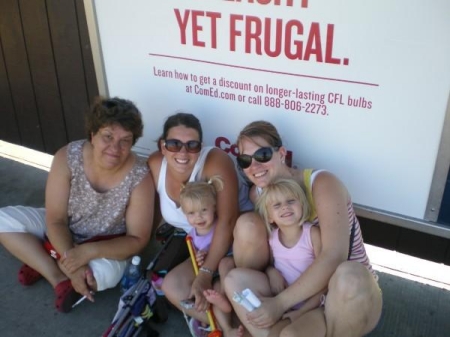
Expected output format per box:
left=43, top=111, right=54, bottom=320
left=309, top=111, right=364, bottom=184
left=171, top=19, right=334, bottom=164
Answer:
left=199, top=266, right=215, bottom=275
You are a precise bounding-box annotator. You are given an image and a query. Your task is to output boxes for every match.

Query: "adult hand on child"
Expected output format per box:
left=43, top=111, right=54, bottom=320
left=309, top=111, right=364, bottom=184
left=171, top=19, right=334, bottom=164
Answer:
left=247, top=296, right=284, bottom=329
left=190, top=272, right=213, bottom=312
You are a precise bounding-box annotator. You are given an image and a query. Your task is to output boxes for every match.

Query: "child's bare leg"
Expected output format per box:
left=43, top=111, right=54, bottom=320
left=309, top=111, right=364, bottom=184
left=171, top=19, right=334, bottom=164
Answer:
left=209, top=279, right=245, bottom=337
left=204, top=289, right=232, bottom=313
left=225, top=324, right=245, bottom=337
left=212, top=305, right=245, bottom=337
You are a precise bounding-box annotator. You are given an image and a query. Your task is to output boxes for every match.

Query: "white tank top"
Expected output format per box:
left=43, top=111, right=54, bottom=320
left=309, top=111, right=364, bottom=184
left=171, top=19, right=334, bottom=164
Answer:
left=157, top=147, right=213, bottom=233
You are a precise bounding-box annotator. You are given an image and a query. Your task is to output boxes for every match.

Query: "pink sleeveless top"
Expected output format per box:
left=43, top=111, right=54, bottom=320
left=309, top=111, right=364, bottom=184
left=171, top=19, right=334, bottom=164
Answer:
left=257, top=169, right=375, bottom=277
left=269, top=223, right=315, bottom=286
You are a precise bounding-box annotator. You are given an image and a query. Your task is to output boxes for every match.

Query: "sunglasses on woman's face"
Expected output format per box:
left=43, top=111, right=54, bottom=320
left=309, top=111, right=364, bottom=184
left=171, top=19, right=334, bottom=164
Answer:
left=236, top=147, right=279, bottom=169
left=163, top=139, right=202, bottom=153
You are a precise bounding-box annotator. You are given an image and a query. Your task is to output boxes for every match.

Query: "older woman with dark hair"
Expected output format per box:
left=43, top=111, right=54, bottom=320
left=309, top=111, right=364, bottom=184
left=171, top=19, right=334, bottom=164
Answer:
left=0, top=97, right=155, bottom=313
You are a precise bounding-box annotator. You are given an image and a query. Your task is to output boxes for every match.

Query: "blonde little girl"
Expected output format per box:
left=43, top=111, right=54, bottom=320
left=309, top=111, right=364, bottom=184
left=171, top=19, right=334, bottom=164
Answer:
left=180, top=176, right=240, bottom=337
left=222, top=177, right=325, bottom=337
left=180, top=175, right=224, bottom=267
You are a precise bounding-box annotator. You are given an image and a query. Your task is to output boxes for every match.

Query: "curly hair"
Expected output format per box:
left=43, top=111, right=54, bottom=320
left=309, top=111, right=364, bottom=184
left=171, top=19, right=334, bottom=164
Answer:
left=85, top=96, right=143, bottom=145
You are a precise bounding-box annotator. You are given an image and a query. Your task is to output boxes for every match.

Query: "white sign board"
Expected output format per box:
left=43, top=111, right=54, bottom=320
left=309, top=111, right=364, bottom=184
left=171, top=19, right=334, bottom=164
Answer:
left=93, top=0, right=450, bottom=220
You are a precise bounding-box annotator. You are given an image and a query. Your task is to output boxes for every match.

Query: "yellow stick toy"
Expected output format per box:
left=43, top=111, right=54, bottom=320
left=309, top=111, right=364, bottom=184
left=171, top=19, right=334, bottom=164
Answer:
left=186, top=235, right=222, bottom=337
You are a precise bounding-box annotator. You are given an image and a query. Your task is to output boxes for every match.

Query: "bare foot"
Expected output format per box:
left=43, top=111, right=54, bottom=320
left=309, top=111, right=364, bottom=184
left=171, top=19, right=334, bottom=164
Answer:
left=204, top=289, right=232, bottom=313
left=223, top=325, right=245, bottom=337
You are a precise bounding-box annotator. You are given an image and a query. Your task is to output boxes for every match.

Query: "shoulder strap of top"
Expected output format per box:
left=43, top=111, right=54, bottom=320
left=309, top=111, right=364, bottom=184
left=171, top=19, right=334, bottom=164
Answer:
left=190, top=146, right=214, bottom=181
left=158, top=157, right=168, bottom=192
left=128, top=155, right=149, bottom=190
left=66, top=140, right=84, bottom=176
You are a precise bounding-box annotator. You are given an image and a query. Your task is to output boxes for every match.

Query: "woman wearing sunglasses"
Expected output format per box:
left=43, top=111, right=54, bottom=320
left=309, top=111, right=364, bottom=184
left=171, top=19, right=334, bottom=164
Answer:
left=224, top=120, right=382, bottom=337
left=147, top=112, right=251, bottom=331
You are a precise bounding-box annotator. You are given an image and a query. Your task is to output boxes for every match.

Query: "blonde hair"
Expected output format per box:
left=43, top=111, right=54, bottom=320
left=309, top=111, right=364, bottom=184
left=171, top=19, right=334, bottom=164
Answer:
left=180, top=175, right=224, bottom=212
left=255, top=177, right=310, bottom=234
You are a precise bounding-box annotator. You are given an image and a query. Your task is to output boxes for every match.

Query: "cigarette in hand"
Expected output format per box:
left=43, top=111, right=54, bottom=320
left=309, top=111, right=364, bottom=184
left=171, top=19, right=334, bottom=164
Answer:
left=72, top=291, right=95, bottom=308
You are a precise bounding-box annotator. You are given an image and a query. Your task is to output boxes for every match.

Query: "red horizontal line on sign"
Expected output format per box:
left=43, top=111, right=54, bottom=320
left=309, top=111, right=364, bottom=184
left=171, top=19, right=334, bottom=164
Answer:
left=148, top=53, right=379, bottom=87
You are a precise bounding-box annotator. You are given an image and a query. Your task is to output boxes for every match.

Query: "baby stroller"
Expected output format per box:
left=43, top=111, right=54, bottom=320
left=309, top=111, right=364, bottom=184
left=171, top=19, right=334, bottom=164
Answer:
left=102, top=276, right=159, bottom=337
left=103, top=225, right=189, bottom=337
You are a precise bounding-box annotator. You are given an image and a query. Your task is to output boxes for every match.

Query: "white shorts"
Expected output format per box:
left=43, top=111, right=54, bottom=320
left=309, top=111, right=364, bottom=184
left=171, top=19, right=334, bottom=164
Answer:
left=0, top=206, right=127, bottom=291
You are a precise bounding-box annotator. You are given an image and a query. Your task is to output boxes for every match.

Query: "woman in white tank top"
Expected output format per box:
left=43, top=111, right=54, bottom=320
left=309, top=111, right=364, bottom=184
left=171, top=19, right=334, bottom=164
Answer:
left=147, top=112, right=245, bottom=327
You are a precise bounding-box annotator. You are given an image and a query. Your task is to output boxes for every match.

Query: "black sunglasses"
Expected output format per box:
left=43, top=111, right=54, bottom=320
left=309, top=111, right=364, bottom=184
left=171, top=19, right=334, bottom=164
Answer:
left=236, top=147, right=279, bottom=169
left=164, top=139, right=202, bottom=153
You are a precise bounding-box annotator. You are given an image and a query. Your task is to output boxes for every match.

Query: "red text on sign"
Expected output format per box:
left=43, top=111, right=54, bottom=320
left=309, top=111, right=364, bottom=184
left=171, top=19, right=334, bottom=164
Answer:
left=229, top=15, right=347, bottom=64
left=174, top=9, right=221, bottom=48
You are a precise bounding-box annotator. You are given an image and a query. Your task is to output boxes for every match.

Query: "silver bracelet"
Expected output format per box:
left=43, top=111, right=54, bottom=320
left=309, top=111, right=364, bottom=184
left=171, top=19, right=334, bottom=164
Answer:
left=199, top=266, right=215, bottom=275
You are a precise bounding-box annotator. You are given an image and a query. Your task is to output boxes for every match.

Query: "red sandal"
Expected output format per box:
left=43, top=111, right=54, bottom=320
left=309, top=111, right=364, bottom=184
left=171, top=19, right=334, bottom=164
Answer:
left=54, top=279, right=82, bottom=313
left=18, top=264, right=42, bottom=286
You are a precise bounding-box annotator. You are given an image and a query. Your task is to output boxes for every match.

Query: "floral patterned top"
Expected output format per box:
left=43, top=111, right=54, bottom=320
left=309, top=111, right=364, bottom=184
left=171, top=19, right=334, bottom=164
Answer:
left=67, top=140, right=148, bottom=243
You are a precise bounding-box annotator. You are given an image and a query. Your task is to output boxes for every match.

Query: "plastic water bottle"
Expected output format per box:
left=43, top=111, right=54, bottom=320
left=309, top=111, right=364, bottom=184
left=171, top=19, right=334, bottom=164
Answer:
left=120, top=256, right=142, bottom=293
